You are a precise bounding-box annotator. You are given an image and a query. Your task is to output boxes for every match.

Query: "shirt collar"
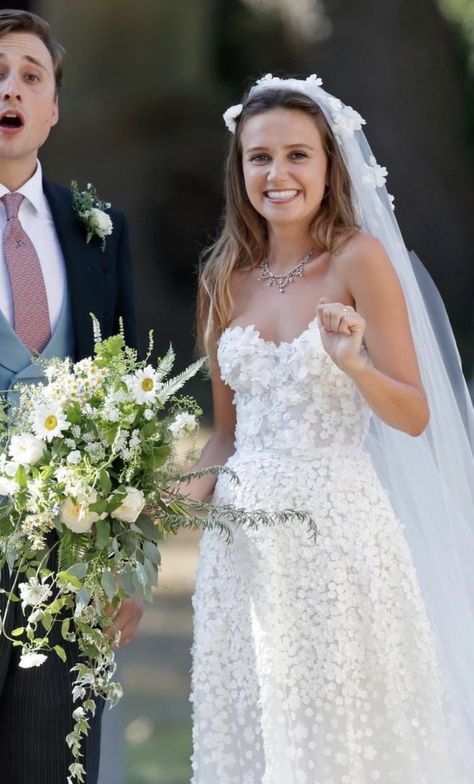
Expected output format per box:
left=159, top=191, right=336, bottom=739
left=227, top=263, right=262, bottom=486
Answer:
left=0, top=161, right=49, bottom=217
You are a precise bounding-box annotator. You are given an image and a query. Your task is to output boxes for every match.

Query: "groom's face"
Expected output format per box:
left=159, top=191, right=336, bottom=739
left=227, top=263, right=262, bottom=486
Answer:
left=0, top=32, right=59, bottom=171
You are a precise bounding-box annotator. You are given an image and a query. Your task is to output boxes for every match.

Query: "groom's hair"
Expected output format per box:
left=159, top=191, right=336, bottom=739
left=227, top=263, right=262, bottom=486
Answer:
left=0, top=9, right=65, bottom=93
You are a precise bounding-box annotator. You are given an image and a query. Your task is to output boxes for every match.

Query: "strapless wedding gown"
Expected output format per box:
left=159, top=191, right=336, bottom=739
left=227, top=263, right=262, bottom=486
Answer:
left=190, top=318, right=468, bottom=784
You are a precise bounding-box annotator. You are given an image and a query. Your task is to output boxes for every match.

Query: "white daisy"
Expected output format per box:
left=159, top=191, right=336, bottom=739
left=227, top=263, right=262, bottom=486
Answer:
left=127, top=366, right=160, bottom=404
left=32, top=402, right=68, bottom=442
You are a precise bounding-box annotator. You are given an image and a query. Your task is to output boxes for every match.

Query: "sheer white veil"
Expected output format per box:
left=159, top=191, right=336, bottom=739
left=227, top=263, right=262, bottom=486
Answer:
left=235, top=74, right=474, bottom=766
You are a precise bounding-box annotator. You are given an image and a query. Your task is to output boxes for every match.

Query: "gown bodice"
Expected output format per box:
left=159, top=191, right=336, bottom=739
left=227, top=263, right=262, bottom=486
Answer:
left=217, top=317, right=371, bottom=457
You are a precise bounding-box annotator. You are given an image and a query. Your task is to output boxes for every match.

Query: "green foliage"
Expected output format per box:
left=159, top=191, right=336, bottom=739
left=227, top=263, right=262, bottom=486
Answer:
left=437, top=0, right=474, bottom=145
left=54, top=644, right=67, bottom=662
left=58, top=532, right=90, bottom=572
left=94, top=519, right=111, bottom=549
left=94, top=333, right=126, bottom=362
left=438, top=0, right=474, bottom=64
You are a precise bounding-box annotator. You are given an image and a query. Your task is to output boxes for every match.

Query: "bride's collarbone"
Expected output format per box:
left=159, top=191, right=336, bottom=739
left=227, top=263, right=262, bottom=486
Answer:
left=229, top=268, right=352, bottom=344
left=229, top=294, right=350, bottom=345
left=228, top=308, right=318, bottom=345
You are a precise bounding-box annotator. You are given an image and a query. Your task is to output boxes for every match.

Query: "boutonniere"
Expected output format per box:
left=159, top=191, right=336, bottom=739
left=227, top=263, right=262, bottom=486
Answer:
left=71, top=180, right=113, bottom=251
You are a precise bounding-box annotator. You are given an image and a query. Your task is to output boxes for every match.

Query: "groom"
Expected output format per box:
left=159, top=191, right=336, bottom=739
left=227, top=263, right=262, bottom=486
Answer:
left=0, top=9, right=142, bottom=783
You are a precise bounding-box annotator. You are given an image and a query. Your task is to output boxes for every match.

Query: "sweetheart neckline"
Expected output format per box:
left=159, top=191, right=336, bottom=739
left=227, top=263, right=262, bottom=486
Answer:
left=221, top=316, right=320, bottom=349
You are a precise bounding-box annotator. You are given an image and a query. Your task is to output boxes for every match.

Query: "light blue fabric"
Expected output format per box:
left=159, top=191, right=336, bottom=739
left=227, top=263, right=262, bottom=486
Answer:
left=0, top=293, right=74, bottom=406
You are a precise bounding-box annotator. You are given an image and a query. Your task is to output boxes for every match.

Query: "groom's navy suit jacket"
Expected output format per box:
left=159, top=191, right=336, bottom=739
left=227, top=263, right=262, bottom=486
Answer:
left=0, top=180, right=137, bottom=784
left=43, top=179, right=137, bottom=358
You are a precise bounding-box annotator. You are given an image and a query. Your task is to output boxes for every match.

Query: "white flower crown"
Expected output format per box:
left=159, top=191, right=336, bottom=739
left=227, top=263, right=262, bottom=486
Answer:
left=222, top=73, right=366, bottom=140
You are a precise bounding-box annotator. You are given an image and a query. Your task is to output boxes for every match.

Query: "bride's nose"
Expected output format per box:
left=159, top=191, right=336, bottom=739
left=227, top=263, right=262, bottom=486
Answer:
left=266, top=156, right=288, bottom=183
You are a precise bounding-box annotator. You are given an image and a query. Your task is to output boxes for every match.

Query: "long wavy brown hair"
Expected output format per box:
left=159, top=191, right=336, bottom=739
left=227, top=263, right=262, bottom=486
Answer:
left=197, top=87, right=359, bottom=356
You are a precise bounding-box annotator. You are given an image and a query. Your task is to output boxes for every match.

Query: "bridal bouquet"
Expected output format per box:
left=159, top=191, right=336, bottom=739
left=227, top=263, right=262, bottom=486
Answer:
left=0, top=324, right=267, bottom=782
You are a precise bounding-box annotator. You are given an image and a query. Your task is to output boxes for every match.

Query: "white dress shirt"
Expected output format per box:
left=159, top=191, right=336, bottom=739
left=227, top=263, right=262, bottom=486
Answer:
left=0, top=160, right=66, bottom=332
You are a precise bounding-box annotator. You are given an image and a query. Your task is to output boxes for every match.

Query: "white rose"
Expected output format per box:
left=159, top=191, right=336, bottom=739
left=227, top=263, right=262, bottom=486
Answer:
left=4, top=460, right=19, bottom=477
left=89, top=207, right=113, bottom=239
left=9, top=434, right=47, bottom=466
left=19, top=652, right=48, bottom=669
left=168, top=412, right=198, bottom=438
left=60, top=492, right=101, bottom=533
left=0, top=476, right=17, bottom=495
left=111, top=487, right=145, bottom=524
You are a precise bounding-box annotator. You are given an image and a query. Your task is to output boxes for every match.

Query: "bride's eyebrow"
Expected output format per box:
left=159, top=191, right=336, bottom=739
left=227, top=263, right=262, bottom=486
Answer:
left=245, top=143, right=315, bottom=152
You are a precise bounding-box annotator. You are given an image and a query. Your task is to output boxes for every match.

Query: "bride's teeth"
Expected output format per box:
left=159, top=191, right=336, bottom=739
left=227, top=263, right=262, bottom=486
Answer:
left=266, top=190, right=298, bottom=200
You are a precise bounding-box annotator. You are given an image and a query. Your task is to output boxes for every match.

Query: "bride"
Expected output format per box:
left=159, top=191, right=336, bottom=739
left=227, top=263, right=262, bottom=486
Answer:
left=185, top=75, right=474, bottom=783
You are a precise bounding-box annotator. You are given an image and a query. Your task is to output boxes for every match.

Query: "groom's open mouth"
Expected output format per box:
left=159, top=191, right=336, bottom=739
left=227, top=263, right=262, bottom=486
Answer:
left=0, top=110, right=25, bottom=134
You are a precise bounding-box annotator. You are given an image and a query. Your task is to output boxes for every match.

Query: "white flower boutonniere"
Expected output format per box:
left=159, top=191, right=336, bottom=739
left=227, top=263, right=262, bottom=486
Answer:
left=71, top=180, right=113, bottom=251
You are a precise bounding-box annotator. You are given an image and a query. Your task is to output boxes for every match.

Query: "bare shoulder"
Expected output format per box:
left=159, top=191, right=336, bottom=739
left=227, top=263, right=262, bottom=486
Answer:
left=332, top=232, right=399, bottom=301
left=229, top=266, right=255, bottom=287
left=229, top=267, right=251, bottom=290
left=335, top=231, right=390, bottom=275
left=228, top=266, right=256, bottom=309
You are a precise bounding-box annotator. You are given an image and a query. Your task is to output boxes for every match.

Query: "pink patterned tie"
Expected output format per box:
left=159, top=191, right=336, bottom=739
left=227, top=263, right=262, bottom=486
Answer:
left=2, top=192, right=51, bottom=353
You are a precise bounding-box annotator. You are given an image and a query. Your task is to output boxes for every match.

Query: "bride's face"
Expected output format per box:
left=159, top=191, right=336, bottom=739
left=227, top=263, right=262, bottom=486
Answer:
left=240, top=107, right=328, bottom=231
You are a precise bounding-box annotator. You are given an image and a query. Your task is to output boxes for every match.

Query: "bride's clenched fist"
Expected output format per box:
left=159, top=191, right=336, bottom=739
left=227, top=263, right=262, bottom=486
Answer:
left=316, top=297, right=366, bottom=373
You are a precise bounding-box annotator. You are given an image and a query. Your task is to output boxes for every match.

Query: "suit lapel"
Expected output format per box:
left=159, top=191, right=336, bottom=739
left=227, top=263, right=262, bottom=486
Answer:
left=43, top=179, right=105, bottom=358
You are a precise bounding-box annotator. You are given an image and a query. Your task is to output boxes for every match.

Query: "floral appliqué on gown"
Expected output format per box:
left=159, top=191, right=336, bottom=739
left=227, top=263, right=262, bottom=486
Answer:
left=190, top=319, right=468, bottom=784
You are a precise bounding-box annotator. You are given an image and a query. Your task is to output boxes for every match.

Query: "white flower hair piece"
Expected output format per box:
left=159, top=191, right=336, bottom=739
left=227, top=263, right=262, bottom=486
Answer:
left=223, top=104, right=243, bottom=133
left=306, top=74, right=323, bottom=86
left=223, top=74, right=324, bottom=134
left=238, top=73, right=367, bottom=142
left=256, top=73, right=281, bottom=86
left=253, top=73, right=323, bottom=97
left=331, top=105, right=366, bottom=139
left=362, top=155, right=389, bottom=189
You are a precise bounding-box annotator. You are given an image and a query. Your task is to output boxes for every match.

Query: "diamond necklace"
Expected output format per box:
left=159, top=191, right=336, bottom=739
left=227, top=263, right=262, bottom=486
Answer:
left=258, top=249, right=314, bottom=293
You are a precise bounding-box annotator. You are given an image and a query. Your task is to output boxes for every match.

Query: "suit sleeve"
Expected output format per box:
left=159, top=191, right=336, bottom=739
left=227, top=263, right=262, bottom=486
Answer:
left=113, top=211, right=138, bottom=350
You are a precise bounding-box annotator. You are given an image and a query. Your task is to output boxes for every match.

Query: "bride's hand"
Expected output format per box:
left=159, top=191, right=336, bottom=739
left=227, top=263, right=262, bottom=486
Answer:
left=316, top=298, right=366, bottom=373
